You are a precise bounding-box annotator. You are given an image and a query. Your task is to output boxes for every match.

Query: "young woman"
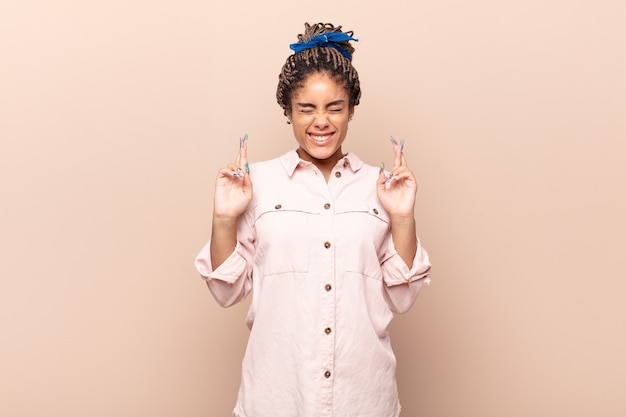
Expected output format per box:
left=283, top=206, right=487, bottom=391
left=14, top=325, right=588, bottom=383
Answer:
left=195, top=22, right=431, bottom=417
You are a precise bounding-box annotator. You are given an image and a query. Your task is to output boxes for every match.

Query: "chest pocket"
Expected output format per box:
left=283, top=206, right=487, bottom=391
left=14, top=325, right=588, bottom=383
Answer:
left=334, top=202, right=390, bottom=277
left=253, top=200, right=321, bottom=276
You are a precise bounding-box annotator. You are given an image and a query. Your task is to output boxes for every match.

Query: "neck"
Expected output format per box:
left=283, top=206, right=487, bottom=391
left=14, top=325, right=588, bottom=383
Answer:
left=297, top=147, right=345, bottom=181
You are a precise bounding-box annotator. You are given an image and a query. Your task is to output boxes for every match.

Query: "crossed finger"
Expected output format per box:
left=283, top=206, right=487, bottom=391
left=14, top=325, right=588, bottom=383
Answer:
left=233, top=134, right=250, bottom=178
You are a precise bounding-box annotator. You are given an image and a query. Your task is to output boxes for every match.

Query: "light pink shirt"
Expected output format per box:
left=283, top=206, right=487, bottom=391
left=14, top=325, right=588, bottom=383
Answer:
left=195, top=150, right=431, bottom=417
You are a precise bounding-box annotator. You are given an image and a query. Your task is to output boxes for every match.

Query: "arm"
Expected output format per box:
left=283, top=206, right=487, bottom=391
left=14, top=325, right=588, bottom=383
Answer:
left=195, top=137, right=254, bottom=307
left=195, top=213, right=255, bottom=308
left=379, top=236, right=431, bottom=313
left=209, top=137, right=252, bottom=269
left=389, top=215, right=417, bottom=269
left=377, top=137, right=431, bottom=313
left=210, top=216, right=240, bottom=270
left=377, top=137, right=419, bottom=268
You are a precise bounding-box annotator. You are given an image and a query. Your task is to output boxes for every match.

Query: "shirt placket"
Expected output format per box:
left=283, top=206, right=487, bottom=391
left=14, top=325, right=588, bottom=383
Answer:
left=317, top=164, right=344, bottom=417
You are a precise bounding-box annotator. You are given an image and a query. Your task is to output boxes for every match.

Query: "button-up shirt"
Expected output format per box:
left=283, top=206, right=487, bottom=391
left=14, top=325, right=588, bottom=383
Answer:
left=195, top=150, right=431, bottom=417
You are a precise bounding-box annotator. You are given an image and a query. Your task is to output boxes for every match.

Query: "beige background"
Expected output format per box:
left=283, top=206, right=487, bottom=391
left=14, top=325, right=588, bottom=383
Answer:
left=1, top=0, right=625, bottom=416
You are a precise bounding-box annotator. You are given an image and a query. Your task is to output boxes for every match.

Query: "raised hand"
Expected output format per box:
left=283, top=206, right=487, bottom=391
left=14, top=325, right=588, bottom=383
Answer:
left=210, top=135, right=253, bottom=269
left=213, top=134, right=253, bottom=220
left=377, top=137, right=419, bottom=268
left=377, top=137, right=418, bottom=219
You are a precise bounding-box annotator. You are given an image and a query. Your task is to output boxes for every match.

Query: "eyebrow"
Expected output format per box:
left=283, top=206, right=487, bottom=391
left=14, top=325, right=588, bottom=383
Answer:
left=295, top=99, right=347, bottom=108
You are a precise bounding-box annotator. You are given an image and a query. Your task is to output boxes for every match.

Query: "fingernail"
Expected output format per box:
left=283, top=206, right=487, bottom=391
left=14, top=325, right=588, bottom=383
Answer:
left=400, top=139, right=405, bottom=152
left=385, top=176, right=396, bottom=190
left=379, top=162, right=385, bottom=174
left=389, top=136, right=398, bottom=146
left=233, top=168, right=245, bottom=179
left=245, top=163, right=250, bottom=175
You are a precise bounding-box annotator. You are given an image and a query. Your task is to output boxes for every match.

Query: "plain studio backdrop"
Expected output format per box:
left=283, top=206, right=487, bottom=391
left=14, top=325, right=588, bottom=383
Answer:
left=1, top=1, right=625, bottom=416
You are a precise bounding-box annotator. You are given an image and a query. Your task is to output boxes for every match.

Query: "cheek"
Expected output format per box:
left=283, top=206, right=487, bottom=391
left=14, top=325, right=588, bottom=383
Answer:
left=333, top=116, right=350, bottom=129
left=294, top=118, right=313, bottom=129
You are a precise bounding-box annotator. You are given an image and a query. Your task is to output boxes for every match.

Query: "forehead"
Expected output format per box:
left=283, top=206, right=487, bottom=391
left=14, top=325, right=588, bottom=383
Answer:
left=291, top=73, right=349, bottom=103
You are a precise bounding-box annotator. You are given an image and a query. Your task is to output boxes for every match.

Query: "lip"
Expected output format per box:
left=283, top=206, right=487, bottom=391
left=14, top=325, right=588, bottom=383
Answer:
left=307, top=132, right=335, bottom=145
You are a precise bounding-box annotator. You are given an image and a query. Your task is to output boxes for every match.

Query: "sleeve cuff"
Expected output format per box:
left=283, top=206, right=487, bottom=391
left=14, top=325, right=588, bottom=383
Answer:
left=382, top=241, right=431, bottom=287
left=194, top=240, right=247, bottom=285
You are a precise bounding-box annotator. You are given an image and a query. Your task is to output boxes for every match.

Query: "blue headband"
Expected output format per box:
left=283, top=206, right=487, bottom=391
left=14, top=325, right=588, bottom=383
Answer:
left=289, top=33, right=359, bottom=61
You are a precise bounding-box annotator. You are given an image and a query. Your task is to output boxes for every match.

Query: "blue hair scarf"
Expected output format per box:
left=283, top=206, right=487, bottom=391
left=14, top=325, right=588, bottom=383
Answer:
left=289, top=33, right=358, bottom=61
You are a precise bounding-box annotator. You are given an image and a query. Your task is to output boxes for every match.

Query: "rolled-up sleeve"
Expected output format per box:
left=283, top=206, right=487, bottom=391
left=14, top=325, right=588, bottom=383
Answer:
left=194, top=241, right=252, bottom=307
left=380, top=237, right=431, bottom=314
left=194, top=209, right=255, bottom=308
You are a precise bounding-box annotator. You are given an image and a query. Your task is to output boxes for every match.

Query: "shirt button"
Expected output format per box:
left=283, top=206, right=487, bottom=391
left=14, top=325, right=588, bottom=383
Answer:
left=325, top=327, right=332, bottom=335
left=324, top=241, right=331, bottom=249
left=324, top=203, right=331, bottom=210
left=275, top=204, right=282, bottom=209
left=373, top=208, right=379, bottom=215
left=324, top=370, right=331, bottom=378
left=325, top=284, right=332, bottom=292
left=334, top=171, right=342, bottom=178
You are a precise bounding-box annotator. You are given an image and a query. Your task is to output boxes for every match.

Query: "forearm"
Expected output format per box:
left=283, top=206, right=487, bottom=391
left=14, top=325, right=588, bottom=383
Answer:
left=390, top=215, right=417, bottom=269
left=209, top=215, right=239, bottom=270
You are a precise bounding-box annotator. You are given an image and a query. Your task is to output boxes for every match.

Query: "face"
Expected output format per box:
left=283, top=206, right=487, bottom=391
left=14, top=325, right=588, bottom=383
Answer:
left=286, top=72, right=354, bottom=169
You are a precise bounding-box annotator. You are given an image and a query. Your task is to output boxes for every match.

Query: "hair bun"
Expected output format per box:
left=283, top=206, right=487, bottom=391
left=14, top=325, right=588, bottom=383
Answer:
left=296, top=22, right=356, bottom=57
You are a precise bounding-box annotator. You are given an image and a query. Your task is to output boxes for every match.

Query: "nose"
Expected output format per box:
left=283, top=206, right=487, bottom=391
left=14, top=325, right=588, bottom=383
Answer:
left=313, top=111, right=330, bottom=128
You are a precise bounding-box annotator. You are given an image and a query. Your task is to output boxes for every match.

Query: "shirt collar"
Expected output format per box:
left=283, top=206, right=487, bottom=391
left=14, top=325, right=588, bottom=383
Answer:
left=279, top=149, right=365, bottom=177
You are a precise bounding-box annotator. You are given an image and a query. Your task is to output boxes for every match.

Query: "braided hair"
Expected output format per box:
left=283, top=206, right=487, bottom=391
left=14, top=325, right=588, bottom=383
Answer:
left=276, top=23, right=361, bottom=116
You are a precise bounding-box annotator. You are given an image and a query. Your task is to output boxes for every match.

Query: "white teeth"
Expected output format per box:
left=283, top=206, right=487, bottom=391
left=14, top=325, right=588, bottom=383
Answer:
left=310, top=134, right=332, bottom=142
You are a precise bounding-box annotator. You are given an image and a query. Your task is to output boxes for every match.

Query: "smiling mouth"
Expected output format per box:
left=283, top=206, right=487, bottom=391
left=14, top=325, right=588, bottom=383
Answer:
left=308, top=133, right=334, bottom=143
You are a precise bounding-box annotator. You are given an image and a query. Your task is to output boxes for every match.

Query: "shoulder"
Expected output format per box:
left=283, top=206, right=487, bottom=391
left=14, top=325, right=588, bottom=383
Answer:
left=345, top=152, right=380, bottom=180
left=247, top=150, right=298, bottom=197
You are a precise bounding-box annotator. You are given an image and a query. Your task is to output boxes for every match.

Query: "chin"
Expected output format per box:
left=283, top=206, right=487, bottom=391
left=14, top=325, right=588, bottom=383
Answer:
left=312, top=148, right=342, bottom=161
